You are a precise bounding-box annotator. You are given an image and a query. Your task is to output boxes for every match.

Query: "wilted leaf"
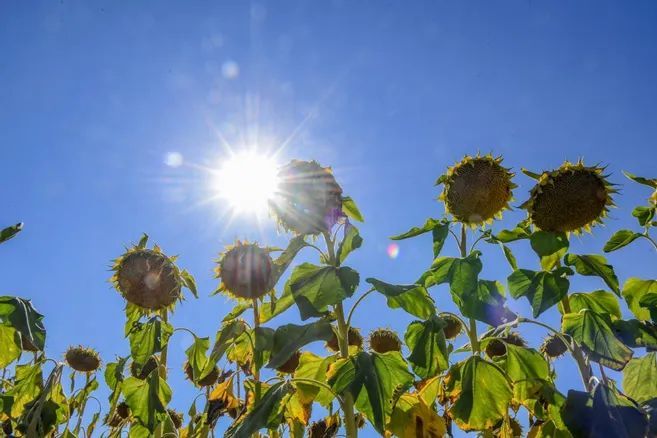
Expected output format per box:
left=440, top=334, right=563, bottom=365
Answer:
left=185, top=336, right=210, bottom=381
left=266, top=321, right=334, bottom=369
left=122, top=372, right=172, bottom=431
left=293, top=352, right=336, bottom=407
left=388, top=393, right=447, bottom=438
left=562, top=310, right=633, bottom=371
left=0, top=326, right=21, bottom=368
left=405, top=316, right=449, bottom=378
left=201, top=319, right=247, bottom=379
left=128, top=317, right=173, bottom=366
left=445, top=356, right=512, bottom=431
left=366, top=278, right=435, bottom=319
left=9, top=362, right=43, bottom=418
left=224, top=382, right=292, bottom=438
left=564, top=254, right=620, bottom=295
left=337, top=224, right=362, bottom=265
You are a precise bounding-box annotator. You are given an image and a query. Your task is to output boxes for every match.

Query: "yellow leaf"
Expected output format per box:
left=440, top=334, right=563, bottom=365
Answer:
left=387, top=394, right=446, bottom=438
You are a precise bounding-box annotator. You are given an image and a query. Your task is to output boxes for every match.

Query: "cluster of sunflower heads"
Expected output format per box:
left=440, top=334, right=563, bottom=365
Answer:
left=437, top=154, right=516, bottom=226
left=522, top=160, right=615, bottom=233
left=269, top=160, right=344, bottom=235
left=111, top=239, right=184, bottom=312
left=215, top=241, right=275, bottom=300
left=368, top=328, right=402, bottom=353
left=64, top=345, right=101, bottom=372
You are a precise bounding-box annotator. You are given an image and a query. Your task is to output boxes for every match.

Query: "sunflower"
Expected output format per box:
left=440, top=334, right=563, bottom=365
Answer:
left=167, top=409, right=183, bottom=429
left=269, top=160, right=344, bottom=235
left=523, top=161, right=615, bottom=233
left=65, top=346, right=101, bottom=372
left=540, top=333, right=570, bottom=359
left=441, top=314, right=463, bottom=340
left=437, top=154, right=515, bottom=226
left=326, top=327, right=363, bottom=352
left=184, top=361, right=219, bottom=387
left=111, top=241, right=183, bottom=311
left=485, top=332, right=526, bottom=358
left=309, top=416, right=340, bottom=438
left=368, top=328, right=402, bottom=353
left=215, top=241, right=274, bottom=300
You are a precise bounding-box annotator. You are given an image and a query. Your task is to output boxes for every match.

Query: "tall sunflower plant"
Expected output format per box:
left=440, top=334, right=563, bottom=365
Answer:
left=1, top=156, right=657, bottom=437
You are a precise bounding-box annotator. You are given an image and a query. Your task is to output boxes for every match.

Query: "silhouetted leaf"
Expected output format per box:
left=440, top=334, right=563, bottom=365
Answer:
left=224, top=382, right=292, bottom=438
left=266, top=321, right=334, bottom=369
left=0, top=223, right=22, bottom=244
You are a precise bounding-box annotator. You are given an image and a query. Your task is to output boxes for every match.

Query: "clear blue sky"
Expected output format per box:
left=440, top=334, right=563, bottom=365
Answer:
left=1, top=1, right=656, bottom=435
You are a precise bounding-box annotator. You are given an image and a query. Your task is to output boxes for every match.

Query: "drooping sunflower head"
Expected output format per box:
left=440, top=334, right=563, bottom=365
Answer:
left=368, top=328, right=402, bottom=354
left=540, top=333, right=570, bottom=359
left=111, top=241, right=183, bottom=311
left=437, top=154, right=515, bottom=226
left=167, top=409, right=183, bottom=429
left=184, top=361, right=219, bottom=387
left=484, top=332, right=526, bottom=359
left=524, top=161, right=615, bottom=233
left=270, top=160, right=344, bottom=235
left=276, top=350, right=301, bottom=374
left=326, top=326, right=363, bottom=352
left=116, top=402, right=130, bottom=419
left=441, top=314, right=463, bottom=340
left=65, top=346, right=101, bottom=373
left=309, top=415, right=340, bottom=438
left=215, top=241, right=274, bottom=300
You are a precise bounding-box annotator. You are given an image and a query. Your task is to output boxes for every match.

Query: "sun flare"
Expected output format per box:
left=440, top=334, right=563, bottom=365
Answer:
left=212, top=151, right=279, bottom=214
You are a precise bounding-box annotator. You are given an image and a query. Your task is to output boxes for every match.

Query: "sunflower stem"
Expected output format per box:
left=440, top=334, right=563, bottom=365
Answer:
left=253, top=297, right=262, bottom=405
left=159, top=309, right=169, bottom=379
left=323, top=231, right=358, bottom=438
left=73, top=372, right=91, bottom=435
left=460, top=225, right=480, bottom=354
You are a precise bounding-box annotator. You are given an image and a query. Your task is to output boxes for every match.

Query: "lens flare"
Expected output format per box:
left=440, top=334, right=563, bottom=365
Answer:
left=387, top=243, right=399, bottom=259
left=212, top=151, right=279, bottom=214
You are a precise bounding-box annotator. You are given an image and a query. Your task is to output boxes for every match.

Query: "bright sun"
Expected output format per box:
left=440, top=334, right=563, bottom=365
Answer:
left=213, top=151, right=279, bottom=214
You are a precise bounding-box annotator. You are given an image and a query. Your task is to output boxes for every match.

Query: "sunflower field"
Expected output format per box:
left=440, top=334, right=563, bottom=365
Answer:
left=2, top=156, right=657, bottom=437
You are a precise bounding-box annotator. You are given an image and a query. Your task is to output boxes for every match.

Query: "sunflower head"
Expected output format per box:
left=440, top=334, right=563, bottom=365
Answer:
left=131, top=356, right=159, bottom=380
left=540, top=333, right=570, bottom=359
left=441, top=314, right=463, bottom=340
left=524, top=161, right=615, bottom=233
left=270, top=160, right=344, bottom=235
left=104, top=413, right=122, bottom=428
left=111, top=240, right=183, bottom=311
left=326, top=327, right=363, bottom=352
left=437, top=154, right=515, bottom=226
left=65, top=346, right=101, bottom=372
left=184, top=361, right=219, bottom=387
left=116, top=402, right=130, bottom=419
left=276, top=350, right=301, bottom=374
left=368, top=328, right=402, bottom=354
left=485, top=332, right=526, bottom=358
left=215, top=241, right=274, bottom=300
left=309, top=416, right=340, bottom=438
left=167, top=409, right=183, bottom=429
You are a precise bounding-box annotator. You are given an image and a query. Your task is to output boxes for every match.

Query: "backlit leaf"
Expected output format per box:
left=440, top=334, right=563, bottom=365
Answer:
left=508, top=268, right=571, bottom=318
left=558, top=290, right=621, bottom=319
left=0, top=296, right=46, bottom=351
left=405, top=316, right=449, bottom=378
left=293, top=352, right=336, bottom=407
left=0, top=326, right=21, bottom=368
left=266, top=321, right=334, bottom=369
left=604, top=230, right=643, bottom=253
left=623, top=352, right=657, bottom=404
left=337, top=224, right=362, bottom=265
left=564, top=254, right=620, bottom=295
left=127, top=317, right=173, bottom=366
left=341, top=196, right=364, bottom=222
left=224, top=382, right=292, bottom=438
left=366, top=278, right=435, bottom=319
left=622, top=278, right=657, bottom=321
left=122, top=372, right=172, bottom=431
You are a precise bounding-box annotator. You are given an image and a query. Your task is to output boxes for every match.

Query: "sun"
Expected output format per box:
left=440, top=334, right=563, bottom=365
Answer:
left=212, top=150, right=279, bottom=214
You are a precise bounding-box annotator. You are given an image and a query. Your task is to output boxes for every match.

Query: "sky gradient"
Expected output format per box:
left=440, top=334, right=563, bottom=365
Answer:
left=2, top=1, right=657, bottom=435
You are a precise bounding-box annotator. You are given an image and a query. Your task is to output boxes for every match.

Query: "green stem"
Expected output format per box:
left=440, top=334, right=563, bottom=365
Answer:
left=346, top=288, right=375, bottom=330
left=253, top=297, right=262, bottom=405
left=642, top=233, right=657, bottom=251
left=159, top=310, right=169, bottom=379
left=324, top=231, right=357, bottom=438
left=460, top=225, right=479, bottom=354
left=73, top=372, right=91, bottom=435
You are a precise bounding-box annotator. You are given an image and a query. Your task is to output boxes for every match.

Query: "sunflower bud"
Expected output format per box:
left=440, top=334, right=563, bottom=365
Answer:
left=368, top=328, right=402, bottom=353
left=216, top=242, right=274, bottom=300
left=270, top=160, right=343, bottom=235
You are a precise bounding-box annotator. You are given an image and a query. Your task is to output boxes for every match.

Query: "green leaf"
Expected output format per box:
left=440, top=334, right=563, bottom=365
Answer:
left=633, top=206, right=656, bottom=227
left=0, top=223, right=23, bottom=244
left=259, top=290, right=294, bottom=324
left=180, top=270, right=198, bottom=298
left=564, top=254, right=620, bottom=295
left=405, top=316, right=449, bottom=378
left=624, top=171, right=657, bottom=188
left=122, top=372, right=172, bottom=431
left=341, top=196, right=364, bottom=222
left=494, top=343, right=551, bottom=404
left=8, top=362, right=43, bottom=417
left=185, top=336, right=210, bottom=381
left=287, top=263, right=359, bottom=320
left=624, top=352, right=657, bottom=404
left=432, top=222, right=450, bottom=257
left=224, top=382, right=292, bottom=438
left=453, top=279, right=516, bottom=326
left=270, top=235, right=308, bottom=287
left=329, top=351, right=413, bottom=434
left=0, top=326, right=21, bottom=368
left=0, top=296, right=46, bottom=351
left=604, top=230, right=643, bottom=252
left=137, top=233, right=149, bottom=249
left=500, top=244, right=518, bottom=270
left=127, top=317, right=173, bottom=366
left=507, top=268, right=571, bottom=318
left=530, top=231, right=569, bottom=270
left=562, top=310, right=633, bottom=371
left=266, top=321, right=334, bottom=369
left=104, top=356, right=128, bottom=406
left=390, top=218, right=447, bottom=242
left=365, top=278, right=435, bottom=319
left=622, top=278, right=657, bottom=321
left=445, top=356, right=512, bottom=431
left=202, top=319, right=248, bottom=378
left=337, top=224, right=363, bottom=265
left=612, top=319, right=657, bottom=350
left=491, top=224, right=532, bottom=243
left=293, top=352, right=336, bottom=407
left=558, top=290, right=621, bottom=319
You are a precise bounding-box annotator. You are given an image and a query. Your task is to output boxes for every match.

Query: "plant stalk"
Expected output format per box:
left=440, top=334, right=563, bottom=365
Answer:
left=559, top=295, right=594, bottom=391
left=159, top=309, right=169, bottom=379
left=324, top=231, right=358, bottom=438
left=460, top=225, right=479, bottom=354
left=73, top=372, right=91, bottom=435
left=253, top=297, right=262, bottom=404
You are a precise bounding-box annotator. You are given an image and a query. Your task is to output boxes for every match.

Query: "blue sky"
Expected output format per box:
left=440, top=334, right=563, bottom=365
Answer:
left=1, top=1, right=657, bottom=435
